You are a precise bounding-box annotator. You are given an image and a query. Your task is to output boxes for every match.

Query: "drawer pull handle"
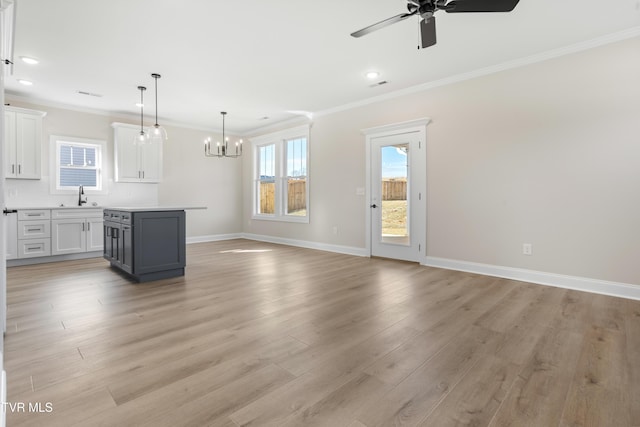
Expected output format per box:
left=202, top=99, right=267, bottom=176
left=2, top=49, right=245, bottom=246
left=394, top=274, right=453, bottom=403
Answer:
left=27, top=228, right=41, bottom=232
left=26, top=246, right=41, bottom=251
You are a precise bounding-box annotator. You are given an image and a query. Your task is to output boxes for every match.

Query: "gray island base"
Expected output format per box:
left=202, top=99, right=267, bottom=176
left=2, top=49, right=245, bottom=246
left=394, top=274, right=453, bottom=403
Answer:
left=103, top=208, right=186, bottom=282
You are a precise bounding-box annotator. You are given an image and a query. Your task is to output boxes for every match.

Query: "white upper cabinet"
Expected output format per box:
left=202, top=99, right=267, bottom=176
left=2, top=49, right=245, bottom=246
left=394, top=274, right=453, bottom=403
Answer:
left=112, top=122, right=163, bottom=183
left=4, top=106, right=46, bottom=179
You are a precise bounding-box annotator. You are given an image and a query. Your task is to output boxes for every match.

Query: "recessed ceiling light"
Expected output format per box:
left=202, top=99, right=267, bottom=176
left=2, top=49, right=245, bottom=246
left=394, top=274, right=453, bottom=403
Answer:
left=20, top=56, right=39, bottom=65
left=365, top=71, right=380, bottom=80
left=17, top=79, right=33, bottom=86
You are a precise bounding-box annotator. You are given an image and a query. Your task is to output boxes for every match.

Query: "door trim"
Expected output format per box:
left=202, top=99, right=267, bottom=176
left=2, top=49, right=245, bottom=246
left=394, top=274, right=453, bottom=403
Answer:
left=363, top=118, right=431, bottom=261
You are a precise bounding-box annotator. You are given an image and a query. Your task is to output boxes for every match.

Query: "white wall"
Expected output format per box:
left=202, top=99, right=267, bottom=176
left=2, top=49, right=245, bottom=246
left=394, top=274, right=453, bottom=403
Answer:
left=4, top=37, right=638, bottom=286
left=4, top=100, right=158, bottom=208
left=3, top=99, right=243, bottom=238
left=243, top=36, right=640, bottom=286
left=158, top=125, right=243, bottom=238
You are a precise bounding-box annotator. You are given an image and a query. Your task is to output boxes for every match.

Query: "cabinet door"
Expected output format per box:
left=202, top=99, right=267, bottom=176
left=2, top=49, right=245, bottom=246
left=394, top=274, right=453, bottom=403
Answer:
left=86, top=218, right=104, bottom=252
left=114, top=125, right=141, bottom=182
left=5, top=212, right=18, bottom=260
left=103, top=222, right=112, bottom=259
left=4, top=111, right=16, bottom=178
left=119, top=224, right=133, bottom=273
left=15, top=112, right=42, bottom=179
left=51, top=219, right=86, bottom=255
left=133, top=211, right=185, bottom=274
left=139, top=140, right=162, bottom=182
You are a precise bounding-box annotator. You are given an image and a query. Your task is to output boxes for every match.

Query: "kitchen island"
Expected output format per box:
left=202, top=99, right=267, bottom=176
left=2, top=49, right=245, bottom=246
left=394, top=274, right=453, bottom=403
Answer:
left=103, top=207, right=204, bottom=282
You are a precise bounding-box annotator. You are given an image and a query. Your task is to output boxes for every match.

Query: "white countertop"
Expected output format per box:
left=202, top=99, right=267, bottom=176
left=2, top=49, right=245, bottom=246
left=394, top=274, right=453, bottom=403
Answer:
left=6, top=205, right=103, bottom=210
left=105, top=206, right=207, bottom=212
left=7, top=206, right=207, bottom=211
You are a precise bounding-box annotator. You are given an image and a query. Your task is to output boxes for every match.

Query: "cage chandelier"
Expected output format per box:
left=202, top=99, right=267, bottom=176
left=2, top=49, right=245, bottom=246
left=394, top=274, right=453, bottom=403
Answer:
left=204, top=112, right=243, bottom=158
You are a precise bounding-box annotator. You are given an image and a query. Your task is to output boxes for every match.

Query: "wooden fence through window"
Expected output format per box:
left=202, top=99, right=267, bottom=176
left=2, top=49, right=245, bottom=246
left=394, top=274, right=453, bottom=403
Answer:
left=260, top=179, right=306, bottom=214
left=260, top=178, right=404, bottom=213
left=381, top=178, right=407, bottom=201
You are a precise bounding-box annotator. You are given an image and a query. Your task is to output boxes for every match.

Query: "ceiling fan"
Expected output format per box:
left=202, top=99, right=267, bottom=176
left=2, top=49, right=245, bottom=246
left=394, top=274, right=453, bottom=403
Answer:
left=351, top=0, right=521, bottom=49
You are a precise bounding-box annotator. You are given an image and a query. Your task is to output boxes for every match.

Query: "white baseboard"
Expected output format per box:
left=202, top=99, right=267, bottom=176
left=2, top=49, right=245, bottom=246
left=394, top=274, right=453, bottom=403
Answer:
left=186, top=233, right=243, bottom=244
left=424, top=256, right=640, bottom=301
left=7, top=251, right=102, bottom=267
left=241, top=233, right=369, bottom=257
left=184, top=235, right=639, bottom=301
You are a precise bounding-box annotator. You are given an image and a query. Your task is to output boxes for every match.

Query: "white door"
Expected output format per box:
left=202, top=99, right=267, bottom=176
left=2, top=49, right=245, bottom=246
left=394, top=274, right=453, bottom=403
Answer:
left=15, top=112, right=41, bottom=179
left=139, top=139, right=162, bottom=182
left=114, top=125, right=141, bottom=182
left=86, top=217, right=105, bottom=252
left=51, top=219, right=86, bottom=255
left=4, top=111, right=15, bottom=178
left=369, top=129, right=426, bottom=262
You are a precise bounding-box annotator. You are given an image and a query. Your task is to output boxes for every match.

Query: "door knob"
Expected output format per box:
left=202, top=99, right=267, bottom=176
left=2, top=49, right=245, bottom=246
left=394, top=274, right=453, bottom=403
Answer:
left=370, top=204, right=378, bottom=208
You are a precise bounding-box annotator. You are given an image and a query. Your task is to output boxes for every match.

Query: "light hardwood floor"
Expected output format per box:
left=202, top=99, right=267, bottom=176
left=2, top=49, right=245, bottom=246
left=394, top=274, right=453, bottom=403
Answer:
left=4, top=239, right=640, bottom=426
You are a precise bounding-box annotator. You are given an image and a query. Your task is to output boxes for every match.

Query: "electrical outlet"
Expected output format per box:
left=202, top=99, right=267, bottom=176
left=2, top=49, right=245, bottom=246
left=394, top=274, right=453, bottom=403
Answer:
left=522, top=243, right=532, bottom=256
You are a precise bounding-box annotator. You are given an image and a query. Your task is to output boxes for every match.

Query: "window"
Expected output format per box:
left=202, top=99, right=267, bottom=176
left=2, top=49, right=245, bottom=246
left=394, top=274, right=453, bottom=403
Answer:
left=50, top=135, right=106, bottom=193
left=286, top=137, right=307, bottom=216
left=252, top=125, right=309, bottom=222
left=258, top=144, right=276, bottom=214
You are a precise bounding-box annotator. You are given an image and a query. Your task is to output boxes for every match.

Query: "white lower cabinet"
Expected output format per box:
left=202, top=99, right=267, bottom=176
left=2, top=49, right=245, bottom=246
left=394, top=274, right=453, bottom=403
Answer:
left=51, top=219, right=86, bottom=255
left=51, top=209, right=104, bottom=255
left=17, top=209, right=51, bottom=259
left=5, top=211, right=18, bottom=260
left=5, top=209, right=105, bottom=262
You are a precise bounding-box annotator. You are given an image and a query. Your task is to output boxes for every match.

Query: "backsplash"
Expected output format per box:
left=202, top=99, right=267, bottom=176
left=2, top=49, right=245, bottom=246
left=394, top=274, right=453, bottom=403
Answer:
left=5, top=177, right=158, bottom=208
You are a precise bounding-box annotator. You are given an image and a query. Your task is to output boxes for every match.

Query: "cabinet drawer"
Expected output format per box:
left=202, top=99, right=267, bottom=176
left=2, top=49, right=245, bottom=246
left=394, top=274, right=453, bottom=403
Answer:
left=18, top=220, right=51, bottom=239
left=52, top=209, right=103, bottom=219
left=18, top=209, right=50, bottom=220
left=105, top=211, right=121, bottom=222
left=18, top=238, right=51, bottom=258
left=119, top=212, right=132, bottom=224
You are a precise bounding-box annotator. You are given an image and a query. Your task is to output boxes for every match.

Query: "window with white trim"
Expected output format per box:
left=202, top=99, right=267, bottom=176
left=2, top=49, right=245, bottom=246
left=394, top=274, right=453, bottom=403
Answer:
left=51, top=135, right=105, bottom=192
left=252, top=125, right=309, bottom=222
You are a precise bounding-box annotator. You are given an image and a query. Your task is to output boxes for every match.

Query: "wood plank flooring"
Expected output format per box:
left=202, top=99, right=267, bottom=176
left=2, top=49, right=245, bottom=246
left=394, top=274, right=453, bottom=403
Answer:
left=4, top=239, right=639, bottom=426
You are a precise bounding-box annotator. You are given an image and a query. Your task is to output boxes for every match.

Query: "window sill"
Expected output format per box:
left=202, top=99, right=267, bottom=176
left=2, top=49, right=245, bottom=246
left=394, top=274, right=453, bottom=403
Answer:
left=252, top=214, right=309, bottom=224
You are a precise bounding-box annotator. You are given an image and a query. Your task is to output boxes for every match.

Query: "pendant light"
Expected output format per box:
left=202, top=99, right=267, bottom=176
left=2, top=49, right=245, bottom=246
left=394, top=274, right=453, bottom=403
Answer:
left=134, top=86, right=149, bottom=144
left=204, top=112, right=243, bottom=158
left=149, top=73, right=168, bottom=142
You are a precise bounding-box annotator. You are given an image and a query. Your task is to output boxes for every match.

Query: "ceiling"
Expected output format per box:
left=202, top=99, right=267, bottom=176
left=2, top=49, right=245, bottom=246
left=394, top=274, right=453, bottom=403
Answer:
left=5, top=0, right=640, bottom=135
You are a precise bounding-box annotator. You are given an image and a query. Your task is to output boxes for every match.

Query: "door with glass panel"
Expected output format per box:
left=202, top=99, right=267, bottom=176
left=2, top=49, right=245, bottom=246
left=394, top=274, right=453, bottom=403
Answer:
left=370, top=131, right=424, bottom=262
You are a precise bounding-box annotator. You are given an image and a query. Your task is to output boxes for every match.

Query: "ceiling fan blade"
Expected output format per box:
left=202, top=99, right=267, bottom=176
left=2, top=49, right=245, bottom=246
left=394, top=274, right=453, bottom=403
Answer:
left=445, top=0, right=520, bottom=13
left=351, top=12, right=415, bottom=38
left=420, top=17, right=437, bottom=49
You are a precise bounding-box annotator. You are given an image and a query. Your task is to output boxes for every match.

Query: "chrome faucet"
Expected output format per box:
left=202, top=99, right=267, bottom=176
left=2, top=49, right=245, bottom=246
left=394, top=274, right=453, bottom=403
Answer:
left=78, top=185, right=87, bottom=206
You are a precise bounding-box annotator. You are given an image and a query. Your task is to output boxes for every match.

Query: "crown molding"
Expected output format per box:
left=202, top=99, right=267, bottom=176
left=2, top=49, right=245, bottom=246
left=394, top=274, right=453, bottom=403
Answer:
left=5, top=27, right=639, bottom=136
left=3, top=92, right=223, bottom=133
left=316, top=26, right=640, bottom=119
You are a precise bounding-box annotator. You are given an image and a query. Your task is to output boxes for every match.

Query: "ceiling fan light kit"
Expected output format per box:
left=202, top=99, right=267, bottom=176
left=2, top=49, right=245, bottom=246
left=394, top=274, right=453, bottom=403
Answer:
left=351, top=0, right=520, bottom=49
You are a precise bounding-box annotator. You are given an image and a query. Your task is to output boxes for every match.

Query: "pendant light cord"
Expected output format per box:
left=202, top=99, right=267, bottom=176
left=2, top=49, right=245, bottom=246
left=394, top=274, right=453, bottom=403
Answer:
left=138, top=86, right=145, bottom=136
left=151, top=73, right=161, bottom=128
left=154, top=76, right=158, bottom=126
